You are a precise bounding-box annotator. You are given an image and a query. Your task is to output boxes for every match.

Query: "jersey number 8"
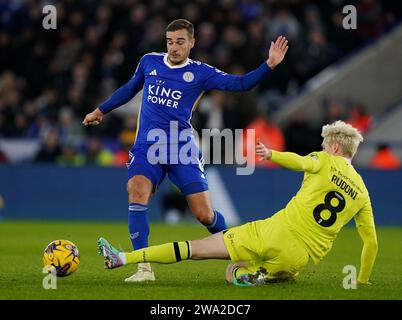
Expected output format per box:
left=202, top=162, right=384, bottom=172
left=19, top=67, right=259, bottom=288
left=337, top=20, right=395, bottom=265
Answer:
left=313, top=191, right=346, bottom=227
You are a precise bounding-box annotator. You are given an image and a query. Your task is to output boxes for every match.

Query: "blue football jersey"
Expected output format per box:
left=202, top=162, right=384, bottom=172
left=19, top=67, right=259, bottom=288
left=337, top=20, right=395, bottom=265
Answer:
left=99, top=52, right=271, bottom=145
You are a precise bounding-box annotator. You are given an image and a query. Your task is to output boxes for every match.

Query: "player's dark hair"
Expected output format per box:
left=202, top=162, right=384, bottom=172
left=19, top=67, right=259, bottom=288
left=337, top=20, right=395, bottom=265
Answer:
left=166, top=19, right=194, bottom=38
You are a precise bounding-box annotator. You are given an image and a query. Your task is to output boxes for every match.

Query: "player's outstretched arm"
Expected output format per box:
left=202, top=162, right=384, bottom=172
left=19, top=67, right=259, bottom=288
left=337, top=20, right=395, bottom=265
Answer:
left=266, top=35, right=289, bottom=69
left=354, top=202, right=378, bottom=285
left=82, top=55, right=146, bottom=126
left=82, top=74, right=143, bottom=126
left=202, top=36, right=289, bottom=92
left=356, top=225, right=378, bottom=285
left=256, top=141, right=321, bottom=173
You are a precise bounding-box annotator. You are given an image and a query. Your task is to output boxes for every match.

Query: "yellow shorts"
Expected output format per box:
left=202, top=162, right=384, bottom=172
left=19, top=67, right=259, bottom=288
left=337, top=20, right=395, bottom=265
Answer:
left=223, top=214, right=309, bottom=281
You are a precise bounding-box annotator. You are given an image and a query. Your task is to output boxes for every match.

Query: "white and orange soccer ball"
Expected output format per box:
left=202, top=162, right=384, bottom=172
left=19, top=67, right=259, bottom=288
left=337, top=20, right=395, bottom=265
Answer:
left=43, top=240, right=80, bottom=277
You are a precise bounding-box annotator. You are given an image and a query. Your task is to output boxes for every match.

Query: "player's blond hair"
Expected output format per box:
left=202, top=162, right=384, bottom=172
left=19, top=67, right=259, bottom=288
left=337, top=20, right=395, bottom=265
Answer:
left=321, top=120, right=363, bottom=158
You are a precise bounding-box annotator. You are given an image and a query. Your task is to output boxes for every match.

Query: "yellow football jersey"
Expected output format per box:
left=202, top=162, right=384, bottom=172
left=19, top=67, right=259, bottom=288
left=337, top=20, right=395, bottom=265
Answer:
left=270, top=150, right=375, bottom=265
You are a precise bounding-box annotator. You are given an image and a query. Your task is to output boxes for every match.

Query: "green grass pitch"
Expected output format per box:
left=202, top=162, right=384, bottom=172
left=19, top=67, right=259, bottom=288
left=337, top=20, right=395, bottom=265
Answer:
left=0, top=221, right=401, bottom=300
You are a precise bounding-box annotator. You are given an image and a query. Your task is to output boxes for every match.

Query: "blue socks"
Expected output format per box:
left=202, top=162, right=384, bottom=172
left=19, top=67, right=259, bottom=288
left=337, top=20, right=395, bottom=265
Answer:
left=128, top=203, right=149, bottom=250
left=129, top=204, right=226, bottom=248
left=206, top=210, right=227, bottom=234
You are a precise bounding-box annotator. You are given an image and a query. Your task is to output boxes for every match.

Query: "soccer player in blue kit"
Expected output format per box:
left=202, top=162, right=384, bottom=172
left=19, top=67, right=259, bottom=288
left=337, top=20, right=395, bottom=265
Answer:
left=83, top=19, right=289, bottom=282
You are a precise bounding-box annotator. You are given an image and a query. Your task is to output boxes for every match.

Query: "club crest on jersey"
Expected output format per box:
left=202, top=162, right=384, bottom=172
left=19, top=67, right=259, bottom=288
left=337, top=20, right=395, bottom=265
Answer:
left=183, top=71, right=194, bottom=82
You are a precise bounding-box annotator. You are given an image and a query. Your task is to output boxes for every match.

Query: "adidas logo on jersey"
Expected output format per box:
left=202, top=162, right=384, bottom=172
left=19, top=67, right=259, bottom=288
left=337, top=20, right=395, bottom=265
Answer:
left=149, top=69, right=157, bottom=76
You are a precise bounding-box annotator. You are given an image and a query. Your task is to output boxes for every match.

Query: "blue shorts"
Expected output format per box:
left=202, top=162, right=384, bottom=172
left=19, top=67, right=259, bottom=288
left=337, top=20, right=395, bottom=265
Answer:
left=127, top=143, right=208, bottom=196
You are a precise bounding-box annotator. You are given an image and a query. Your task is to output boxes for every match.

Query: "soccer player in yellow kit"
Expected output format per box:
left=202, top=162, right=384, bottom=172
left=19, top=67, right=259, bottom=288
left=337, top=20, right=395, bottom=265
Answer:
left=98, top=120, right=378, bottom=286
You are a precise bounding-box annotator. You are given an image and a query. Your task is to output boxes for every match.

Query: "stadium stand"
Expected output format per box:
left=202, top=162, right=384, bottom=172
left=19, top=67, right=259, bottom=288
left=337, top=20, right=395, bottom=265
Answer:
left=0, top=0, right=401, bottom=167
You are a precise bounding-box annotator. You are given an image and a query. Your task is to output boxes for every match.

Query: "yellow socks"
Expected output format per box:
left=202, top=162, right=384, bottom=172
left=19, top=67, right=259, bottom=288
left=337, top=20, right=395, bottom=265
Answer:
left=125, top=241, right=191, bottom=265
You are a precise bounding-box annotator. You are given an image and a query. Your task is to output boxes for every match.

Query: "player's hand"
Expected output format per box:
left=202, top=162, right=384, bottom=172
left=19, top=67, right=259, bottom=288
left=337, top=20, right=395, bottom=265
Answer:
left=256, top=141, right=272, bottom=160
left=267, top=35, right=289, bottom=69
left=82, top=108, right=104, bottom=126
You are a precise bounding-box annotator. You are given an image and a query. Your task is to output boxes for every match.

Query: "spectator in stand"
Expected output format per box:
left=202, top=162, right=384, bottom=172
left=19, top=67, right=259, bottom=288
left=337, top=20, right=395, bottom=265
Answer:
left=238, top=0, right=263, bottom=22
left=242, top=112, right=285, bottom=168
left=195, top=91, right=237, bottom=132
left=113, top=141, right=131, bottom=167
left=266, top=7, right=301, bottom=42
left=357, top=0, right=383, bottom=42
left=58, top=107, right=84, bottom=146
left=34, top=129, right=62, bottom=163
left=369, top=143, right=401, bottom=169
left=328, top=12, right=358, bottom=56
left=35, top=87, right=59, bottom=123
left=117, top=116, right=137, bottom=147
left=0, top=148, right=8, bottom=163
left=284, top=110, right=321, bottom=156
left=83, top=136, right=114, bottom=166
left=0, top=0, right=397, bottom=167
left=322, top=99, right=347, bottom=125
left=298, top=29, right=338, bottom=82
left=57, top=144, right=84, bottom=166
left=114, top=116, right=137, bottom=167
left=195, top=22, right=217, bottom=55
left=347, top=103, right=373, bottom=135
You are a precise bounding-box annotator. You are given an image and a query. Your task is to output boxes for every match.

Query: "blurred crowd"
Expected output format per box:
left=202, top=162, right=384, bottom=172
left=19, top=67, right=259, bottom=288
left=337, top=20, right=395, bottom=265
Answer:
left=193, top=91, right=400, bottom=169
left=0, top=0, right=401, bottom=168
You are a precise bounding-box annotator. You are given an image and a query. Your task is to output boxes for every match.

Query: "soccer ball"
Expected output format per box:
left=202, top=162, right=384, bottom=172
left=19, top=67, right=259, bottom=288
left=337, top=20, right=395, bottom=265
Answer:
left=43, top=240, right=80, bottom=277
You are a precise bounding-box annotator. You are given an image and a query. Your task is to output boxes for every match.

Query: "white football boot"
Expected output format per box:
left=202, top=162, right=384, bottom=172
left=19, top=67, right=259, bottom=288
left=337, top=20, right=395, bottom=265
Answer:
left=124, top=262, right=155, bottom=282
